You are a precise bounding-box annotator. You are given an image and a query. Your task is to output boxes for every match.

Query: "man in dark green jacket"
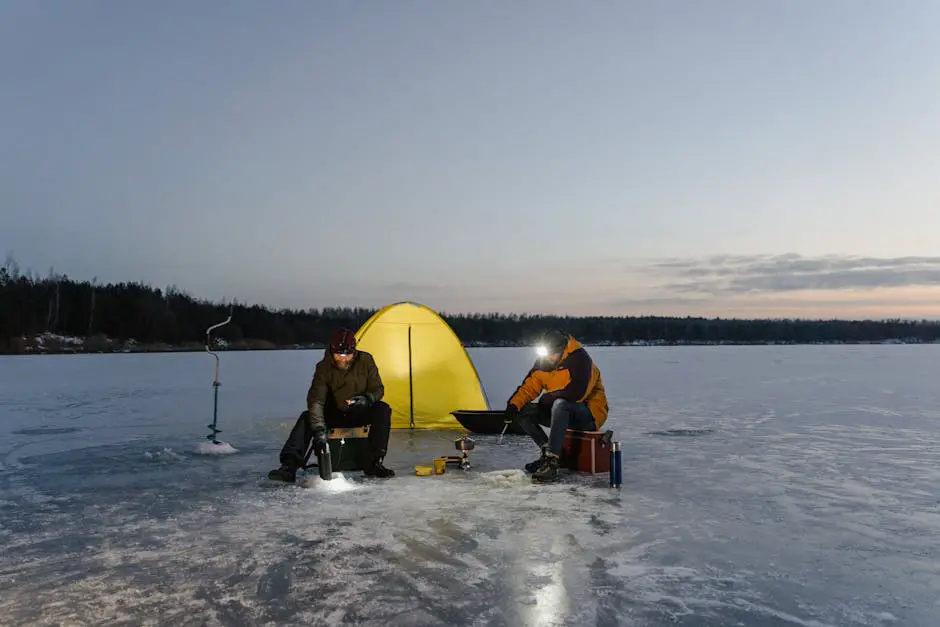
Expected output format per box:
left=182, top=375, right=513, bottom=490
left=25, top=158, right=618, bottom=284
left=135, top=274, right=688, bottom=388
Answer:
left=268, top=328, right=394, bottom=482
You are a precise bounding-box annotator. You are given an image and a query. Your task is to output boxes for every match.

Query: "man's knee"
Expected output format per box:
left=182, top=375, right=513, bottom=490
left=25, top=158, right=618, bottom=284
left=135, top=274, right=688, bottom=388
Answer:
left=550, top=397, right=575, bottom=412
left=372, top=401, right=391, bottom=422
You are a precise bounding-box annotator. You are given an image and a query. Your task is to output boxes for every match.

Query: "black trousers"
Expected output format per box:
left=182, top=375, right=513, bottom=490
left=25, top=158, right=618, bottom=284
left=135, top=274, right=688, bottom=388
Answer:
left=278, top=401, right=392, bottom=469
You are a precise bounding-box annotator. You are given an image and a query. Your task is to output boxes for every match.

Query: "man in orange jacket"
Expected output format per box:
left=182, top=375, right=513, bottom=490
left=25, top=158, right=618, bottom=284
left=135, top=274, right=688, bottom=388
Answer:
left=504, top=329, right=608, bottom=481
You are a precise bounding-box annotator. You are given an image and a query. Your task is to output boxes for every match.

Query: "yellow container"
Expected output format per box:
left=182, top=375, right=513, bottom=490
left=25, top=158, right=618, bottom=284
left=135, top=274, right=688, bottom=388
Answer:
left=433, top=458, right=447, bottom=474
left=415, top=465, right=432, bottom=476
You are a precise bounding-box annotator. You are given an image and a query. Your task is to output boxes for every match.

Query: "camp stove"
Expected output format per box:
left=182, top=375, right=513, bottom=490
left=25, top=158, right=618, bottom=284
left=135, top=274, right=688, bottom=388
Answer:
left=441, top=435, right=475, bottom=471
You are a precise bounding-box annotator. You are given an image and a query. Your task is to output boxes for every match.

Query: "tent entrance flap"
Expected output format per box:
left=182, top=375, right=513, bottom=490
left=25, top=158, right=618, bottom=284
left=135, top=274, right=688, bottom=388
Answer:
left=354, top=302, right=488, bottom=429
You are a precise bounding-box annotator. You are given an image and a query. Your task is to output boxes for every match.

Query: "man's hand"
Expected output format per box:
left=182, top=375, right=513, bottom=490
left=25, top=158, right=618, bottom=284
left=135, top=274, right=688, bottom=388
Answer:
left=346, top=394, right=371, bottom=410
left=503, top=402, right=519, bottom=423
left=312, top=427, right=328, bottom=456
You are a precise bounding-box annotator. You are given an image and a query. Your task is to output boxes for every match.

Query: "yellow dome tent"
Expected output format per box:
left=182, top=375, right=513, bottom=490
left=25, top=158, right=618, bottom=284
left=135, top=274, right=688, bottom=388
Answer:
left=354, top=302, right=489, bottom=429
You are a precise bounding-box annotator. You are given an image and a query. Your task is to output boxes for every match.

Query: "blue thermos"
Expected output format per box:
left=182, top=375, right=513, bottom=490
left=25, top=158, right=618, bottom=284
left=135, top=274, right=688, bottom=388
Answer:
left=609, top=441, right=622, bottom=488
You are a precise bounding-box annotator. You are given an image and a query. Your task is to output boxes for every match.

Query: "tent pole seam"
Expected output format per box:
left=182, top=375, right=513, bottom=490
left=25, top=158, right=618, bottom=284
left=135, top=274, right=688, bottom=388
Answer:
left=408, top=324, right=414, bottom=429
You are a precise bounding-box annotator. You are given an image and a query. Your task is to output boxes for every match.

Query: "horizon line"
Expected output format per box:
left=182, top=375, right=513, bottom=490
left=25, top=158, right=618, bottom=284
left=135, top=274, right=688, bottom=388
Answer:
left=4, top=267, right=940, bottom=325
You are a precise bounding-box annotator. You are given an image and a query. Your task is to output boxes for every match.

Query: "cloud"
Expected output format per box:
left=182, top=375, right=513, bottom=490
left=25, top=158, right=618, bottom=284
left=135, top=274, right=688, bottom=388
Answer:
left=645, top=254, right=940, bottom=295
left=601, top=292, right=940, bottom=312
left=238, top=253, right=940, bottom=319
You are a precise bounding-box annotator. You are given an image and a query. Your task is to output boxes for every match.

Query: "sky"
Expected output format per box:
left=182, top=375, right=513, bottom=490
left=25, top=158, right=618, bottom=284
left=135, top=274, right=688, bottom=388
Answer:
left=2, top=0, right=939, bottom=320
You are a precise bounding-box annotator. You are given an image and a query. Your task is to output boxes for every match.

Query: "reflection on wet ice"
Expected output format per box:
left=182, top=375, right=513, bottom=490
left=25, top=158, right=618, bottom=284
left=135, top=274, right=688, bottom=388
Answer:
left=529, top=538, right=570, bottom=626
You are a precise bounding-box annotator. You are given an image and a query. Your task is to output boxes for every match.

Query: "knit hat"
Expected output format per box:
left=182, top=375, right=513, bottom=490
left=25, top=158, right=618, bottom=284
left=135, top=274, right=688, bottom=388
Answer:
left=329, top=328, right=356, bottom=355
left=541, top=329, right=569, bottom=355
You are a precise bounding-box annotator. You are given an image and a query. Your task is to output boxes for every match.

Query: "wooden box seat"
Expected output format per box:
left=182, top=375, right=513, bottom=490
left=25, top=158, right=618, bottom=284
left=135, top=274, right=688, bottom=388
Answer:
left=328, top=425, right=370, bottom=440
left=325, top=425, right=370, bottom=471
left=559, top=429, right=614, bottom=474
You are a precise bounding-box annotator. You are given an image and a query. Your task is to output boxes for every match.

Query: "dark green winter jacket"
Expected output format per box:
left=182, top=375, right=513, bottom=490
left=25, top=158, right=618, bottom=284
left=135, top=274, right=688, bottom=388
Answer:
left=306, top=350, right=385, bottom=430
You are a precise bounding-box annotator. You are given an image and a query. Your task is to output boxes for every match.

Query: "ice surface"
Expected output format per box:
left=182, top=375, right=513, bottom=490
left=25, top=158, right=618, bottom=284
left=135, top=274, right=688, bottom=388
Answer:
left=301, top=472, right=363, bottom=493
left=195, top=441, right=239, bottom=455
left=1, top=345, right=939, bottom=625
left=479, top=468, right=531, bottom=487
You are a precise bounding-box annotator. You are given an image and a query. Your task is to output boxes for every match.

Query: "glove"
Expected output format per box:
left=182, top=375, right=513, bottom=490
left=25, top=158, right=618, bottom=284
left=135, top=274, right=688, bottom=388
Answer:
left=311, top=428, right=328, bottom=456
left=347, top=394, right=371, bottom=410
left=503, top=403, right=519, bottom=423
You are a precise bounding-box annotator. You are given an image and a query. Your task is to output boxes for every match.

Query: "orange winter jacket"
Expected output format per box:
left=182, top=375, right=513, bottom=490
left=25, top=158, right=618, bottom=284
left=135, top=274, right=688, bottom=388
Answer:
left=507, top=336, right=608, bottom=428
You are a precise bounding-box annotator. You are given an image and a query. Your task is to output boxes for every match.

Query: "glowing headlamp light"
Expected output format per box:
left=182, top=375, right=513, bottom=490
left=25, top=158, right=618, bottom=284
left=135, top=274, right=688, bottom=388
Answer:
left=535, top=345, right=548, bottom=358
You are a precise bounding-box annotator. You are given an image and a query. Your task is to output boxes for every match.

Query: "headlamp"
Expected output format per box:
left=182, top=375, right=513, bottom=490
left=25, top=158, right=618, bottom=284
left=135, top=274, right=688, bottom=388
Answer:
left=535, top=345, right=548, bottom=358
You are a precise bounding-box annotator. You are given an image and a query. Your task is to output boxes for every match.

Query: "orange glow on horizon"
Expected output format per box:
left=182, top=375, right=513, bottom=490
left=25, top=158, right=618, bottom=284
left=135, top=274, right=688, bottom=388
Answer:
left=423, top=285, right=940, bottom=320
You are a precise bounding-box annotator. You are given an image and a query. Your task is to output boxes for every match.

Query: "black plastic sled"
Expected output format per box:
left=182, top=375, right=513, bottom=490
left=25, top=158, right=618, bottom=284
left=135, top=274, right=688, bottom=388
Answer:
left=450, top=410, right=527, bottom=435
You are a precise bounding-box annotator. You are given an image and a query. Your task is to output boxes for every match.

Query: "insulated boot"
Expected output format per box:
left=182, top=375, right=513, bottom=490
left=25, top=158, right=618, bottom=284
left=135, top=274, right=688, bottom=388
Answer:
left=364, top=457, right=395, bottom=478
left=267, top=464, right=297, bottom=483
left=524, top=446, right=549, bottom=473
left=531, top=454, right=559, bottom=482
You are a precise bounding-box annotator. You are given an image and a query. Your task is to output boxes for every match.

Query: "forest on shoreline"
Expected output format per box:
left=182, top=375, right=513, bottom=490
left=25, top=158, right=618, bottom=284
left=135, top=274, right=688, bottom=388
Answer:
left=2, top=262, right=939, bottom=355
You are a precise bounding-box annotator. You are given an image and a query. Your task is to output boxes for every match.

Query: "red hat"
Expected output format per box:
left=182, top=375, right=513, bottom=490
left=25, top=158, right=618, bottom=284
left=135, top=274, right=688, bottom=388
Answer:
left=329, top=328, right=356, bottom=355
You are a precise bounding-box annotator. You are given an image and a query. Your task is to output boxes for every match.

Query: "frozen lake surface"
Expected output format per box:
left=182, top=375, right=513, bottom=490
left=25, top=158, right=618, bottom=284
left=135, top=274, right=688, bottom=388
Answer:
left=1, top=345, right=939, bottom=626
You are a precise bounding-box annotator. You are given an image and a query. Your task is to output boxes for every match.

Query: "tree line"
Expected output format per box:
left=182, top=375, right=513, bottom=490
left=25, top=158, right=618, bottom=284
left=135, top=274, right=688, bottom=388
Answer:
left=2, top=260, right=938, bottom=354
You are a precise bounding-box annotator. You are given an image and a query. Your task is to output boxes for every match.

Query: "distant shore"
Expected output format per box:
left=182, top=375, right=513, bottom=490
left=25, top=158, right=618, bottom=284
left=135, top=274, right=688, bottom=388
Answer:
left=1, top=331, right=935, bottom=356
left=0, top=332, right=316, bottom=356
left=5, top=263, right=939, bottom=356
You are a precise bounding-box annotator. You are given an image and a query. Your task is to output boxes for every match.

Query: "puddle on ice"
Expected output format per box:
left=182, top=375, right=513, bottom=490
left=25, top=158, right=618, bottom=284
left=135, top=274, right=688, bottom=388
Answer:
left=646, top=428, right=715, bottom=437
left=12, top=427, right=83, bottom=436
